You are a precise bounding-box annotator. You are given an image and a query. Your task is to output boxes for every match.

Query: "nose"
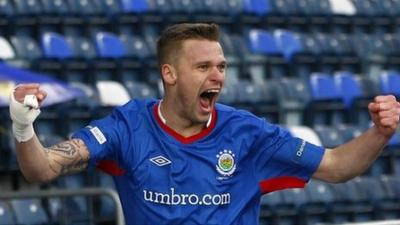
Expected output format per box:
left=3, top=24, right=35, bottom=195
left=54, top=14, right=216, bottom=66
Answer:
left=209, top=66, right=225, bottom=84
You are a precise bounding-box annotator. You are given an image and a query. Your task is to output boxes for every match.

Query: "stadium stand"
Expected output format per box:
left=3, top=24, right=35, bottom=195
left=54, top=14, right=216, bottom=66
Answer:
left=1, top=0, right=400, bottom=224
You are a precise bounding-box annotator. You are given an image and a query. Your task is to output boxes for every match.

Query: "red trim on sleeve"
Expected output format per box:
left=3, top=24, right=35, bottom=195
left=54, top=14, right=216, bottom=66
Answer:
left=259, top=176, right=306, bottom=194
left=96, top=160, right=126, bottom=176
left=153, top=103, right=217, bottom=144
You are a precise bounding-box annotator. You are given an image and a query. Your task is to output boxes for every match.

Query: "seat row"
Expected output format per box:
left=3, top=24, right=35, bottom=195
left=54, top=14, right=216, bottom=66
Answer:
left=260, top=175, right=400, bottom=225
left=3, top=29, right=400, bottom=80
left=2, top=0, right=400, bottom=18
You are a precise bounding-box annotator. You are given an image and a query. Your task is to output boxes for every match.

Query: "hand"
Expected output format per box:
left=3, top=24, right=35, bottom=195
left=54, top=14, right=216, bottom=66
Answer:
left=13, top=83, right=47, bottom=107
left=368, top=95, right=400, bottom=138
left=9, top=83, right=47, bottom=142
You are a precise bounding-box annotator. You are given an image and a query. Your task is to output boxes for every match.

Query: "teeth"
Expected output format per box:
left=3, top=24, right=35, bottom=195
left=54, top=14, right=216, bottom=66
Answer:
left=206, top=89, right=219, bottom=93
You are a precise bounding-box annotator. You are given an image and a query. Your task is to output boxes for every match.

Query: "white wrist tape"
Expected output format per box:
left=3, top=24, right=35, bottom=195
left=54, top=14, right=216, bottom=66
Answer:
left=9, top=91, right=41, bottom=142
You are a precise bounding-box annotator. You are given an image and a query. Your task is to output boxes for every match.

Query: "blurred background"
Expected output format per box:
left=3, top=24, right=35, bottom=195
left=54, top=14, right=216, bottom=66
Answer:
left=0, top=0, right=400, bottom=224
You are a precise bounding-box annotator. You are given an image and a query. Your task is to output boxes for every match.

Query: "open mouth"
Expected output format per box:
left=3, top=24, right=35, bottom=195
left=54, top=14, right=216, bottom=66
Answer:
left=199, top=89, right=219, bottom=112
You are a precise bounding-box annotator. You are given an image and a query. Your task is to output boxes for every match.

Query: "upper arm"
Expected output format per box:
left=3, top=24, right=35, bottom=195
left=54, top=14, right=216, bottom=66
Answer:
left=312, top=148, right=343, bottom=183
left=45, top=138, right=90, bottom=177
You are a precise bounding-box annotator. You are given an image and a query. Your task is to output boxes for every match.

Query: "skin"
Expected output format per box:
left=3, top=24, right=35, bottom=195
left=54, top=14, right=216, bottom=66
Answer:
left=10, top=40, right=400, bottom=184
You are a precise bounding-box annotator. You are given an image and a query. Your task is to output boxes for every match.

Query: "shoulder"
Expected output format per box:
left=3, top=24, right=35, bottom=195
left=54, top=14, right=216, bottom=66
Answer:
left=216, top=103, right=266, bottom=125
left=215, top=103, right=289, bottom=137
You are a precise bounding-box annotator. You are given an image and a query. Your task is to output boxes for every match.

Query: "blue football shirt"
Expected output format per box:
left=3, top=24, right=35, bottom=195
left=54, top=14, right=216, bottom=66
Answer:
left=73, top=99, right=325, bottom=225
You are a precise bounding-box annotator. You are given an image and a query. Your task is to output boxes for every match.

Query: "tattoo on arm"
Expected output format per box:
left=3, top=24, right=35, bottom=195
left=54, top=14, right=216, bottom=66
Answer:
left=45, top=139, right=90, bottom=176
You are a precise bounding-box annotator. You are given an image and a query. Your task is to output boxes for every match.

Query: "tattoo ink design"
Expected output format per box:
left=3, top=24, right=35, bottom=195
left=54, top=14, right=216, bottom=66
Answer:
left=45, top=139, right=89, bottom=175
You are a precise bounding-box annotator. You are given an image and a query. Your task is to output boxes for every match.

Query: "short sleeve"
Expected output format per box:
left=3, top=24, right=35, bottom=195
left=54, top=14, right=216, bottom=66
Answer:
left=252, top=121, right=325, bottom=190
left=72, top=109, right=127, bottom=168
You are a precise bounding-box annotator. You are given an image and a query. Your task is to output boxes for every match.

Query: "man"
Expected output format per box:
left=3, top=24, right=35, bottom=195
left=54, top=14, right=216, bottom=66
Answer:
left=9, top=23, right=400, bottom=225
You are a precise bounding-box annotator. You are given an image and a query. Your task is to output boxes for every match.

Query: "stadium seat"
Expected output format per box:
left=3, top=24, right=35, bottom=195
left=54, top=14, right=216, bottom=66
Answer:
left=66, top=35, right=97, bottom=60
left=10, top=35, right=42, bottom=60
left=302, top=179, right=335, bottom=225
left=247, top=29, right=281, bottom=56
left=329, top=0, right=356, bottom=16
left=327, top=179, right=374, bottom=223
left=40, top=0, right=70, bottom=15
left=120, top=0, right=149, bottom=13
left=306, top=73, right=347, bottom=126
left=333, top=71, right=373, bottom=124
left=124, top=81, right=158, bottom=99
left=94, top=32, right=126, bottom=58
left=11, top=198, right=50, bottom=225
left=119, top=34, right=152, bottom=60
left=67, top=0, right=101, bottom=15
left=287, top=125, right=322, bottom=146
left=92, top=0, right=121, bottom=15
left=48, top=174, right=90, bottom=224
left=97, top=173, right=118, bottom=220
left=13, top=0, right=43, bottom=15
left=0, top=201, right=16, bottom=225
left=0, top=36, right=16, bottom=60
left=96, top=80, right=130, bottom=106
left=242, top=0, right=272, bottom=16
left=379, top=70, right=400, bottom=97
left=354, top=176, right=400, bottom=220
left=0, top=0, right=14, bottom=16
left=259, top=191, right=284, bottom=225
left=275, top=77, right=310, bottom=125
left=313, top=125, right=344, bottom=148
left=41, top=32, right=74, bottom=59
left=273, top=29, right=304, bottom=62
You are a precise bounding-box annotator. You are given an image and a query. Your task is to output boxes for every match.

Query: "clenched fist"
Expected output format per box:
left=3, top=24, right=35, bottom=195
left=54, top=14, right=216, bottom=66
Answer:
left=368, top=95, right=400, bottom=138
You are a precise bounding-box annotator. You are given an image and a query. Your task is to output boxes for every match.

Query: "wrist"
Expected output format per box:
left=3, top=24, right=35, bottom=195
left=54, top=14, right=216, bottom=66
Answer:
left=12, top=122, right=35, bottom=143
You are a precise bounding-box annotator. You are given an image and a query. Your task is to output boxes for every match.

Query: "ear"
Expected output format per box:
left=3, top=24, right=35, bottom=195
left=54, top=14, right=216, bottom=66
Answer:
left=161, top=64, right=177, bottom=85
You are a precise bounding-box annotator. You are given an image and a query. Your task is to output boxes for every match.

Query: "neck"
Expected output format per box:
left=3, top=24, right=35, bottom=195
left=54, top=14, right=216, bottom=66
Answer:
left=159, top=99, right=209, bottom=137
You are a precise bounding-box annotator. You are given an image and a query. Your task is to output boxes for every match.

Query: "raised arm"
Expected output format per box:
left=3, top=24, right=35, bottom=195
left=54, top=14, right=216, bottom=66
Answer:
left=9, top=83, right=90, bottom=183
left=313, top=95, right=400, bottom=183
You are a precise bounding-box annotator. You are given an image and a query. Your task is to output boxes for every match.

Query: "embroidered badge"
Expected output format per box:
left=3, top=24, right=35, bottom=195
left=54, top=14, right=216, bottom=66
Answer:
left=216, top=149, right=236, bottom=177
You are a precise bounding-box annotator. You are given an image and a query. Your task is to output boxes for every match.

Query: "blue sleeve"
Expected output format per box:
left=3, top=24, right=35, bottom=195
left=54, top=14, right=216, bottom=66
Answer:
left=71, top=108, right=127, bottom=169
left=253, top=121, right=325, bottom=183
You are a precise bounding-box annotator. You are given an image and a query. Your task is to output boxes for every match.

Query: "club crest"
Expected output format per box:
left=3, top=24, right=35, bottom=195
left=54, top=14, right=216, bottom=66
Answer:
left=216, top=149, right=236, bottom=177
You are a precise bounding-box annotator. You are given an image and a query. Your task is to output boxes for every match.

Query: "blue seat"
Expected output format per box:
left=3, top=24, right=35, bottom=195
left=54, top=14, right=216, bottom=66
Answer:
left=247, top=29, right=281, bottom=55
left=243, top=0, right=272, bottom=16
left=307, top=73, right=346, bottom=126
left=0, top=201, right=16, bottom=225
left=274, top=29, right=304, bottom=62
left=11, top=198, right=49, bottom=225
left=94, top=32, right=126, bottom=58
left=379, top=70, right=400, bottom=97
left=333, top=71, right=363, bottom=109
left=10, top=35, right=42, bottom=60
left=260, top=191, right=284, bottom=224
left=120, top=0, right=149, bottom=13
left=334, top=71, right=373, bottom=124
left=41, top=32, right=74, bottom=59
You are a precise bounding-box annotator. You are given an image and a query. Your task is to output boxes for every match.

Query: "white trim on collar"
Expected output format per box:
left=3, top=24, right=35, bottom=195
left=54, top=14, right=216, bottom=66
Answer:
left=158, top=100, right=212, bottom=128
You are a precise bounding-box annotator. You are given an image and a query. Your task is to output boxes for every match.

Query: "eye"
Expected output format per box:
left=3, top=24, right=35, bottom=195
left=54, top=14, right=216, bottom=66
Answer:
left=217, top=64, right=226, bottom=73
left=198, top=64, right=208, bottom=71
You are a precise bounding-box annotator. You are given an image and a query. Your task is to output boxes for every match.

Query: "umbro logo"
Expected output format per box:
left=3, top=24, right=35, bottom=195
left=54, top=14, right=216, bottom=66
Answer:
left=150, top=156, right=171, bottom=167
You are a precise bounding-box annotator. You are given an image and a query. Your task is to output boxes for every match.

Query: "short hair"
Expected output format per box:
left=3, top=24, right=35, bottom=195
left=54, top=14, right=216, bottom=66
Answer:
left=156, top=23, right=220, bottom=67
